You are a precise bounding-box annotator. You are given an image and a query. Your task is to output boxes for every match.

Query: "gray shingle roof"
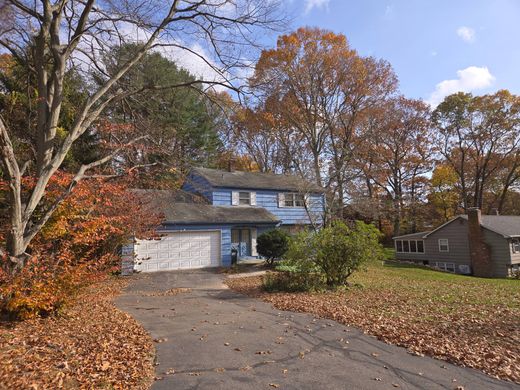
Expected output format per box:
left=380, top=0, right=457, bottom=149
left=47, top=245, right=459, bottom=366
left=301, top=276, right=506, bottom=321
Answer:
left=163, top=203, right=280, bottom=225
left=392, top=231, right=430, bottom=240
left=394, top=214, right=520, bottom=240
left=192, top=167, right=325, bottom=193
left=460, top=215, right=520, bottom=238
left=130, top=188, right=205, bottom=203
left=132, top=189, right=280, bottom=225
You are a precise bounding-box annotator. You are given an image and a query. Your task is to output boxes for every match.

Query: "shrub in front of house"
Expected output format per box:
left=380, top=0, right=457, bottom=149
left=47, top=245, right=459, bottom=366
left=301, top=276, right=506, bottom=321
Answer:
left=256, top=229, right=290, bottom=266
left=274, top=220, right=383, bottom=290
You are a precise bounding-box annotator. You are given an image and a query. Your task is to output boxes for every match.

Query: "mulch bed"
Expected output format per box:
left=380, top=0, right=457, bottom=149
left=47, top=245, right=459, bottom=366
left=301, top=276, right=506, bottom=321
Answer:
left=0, top=277, right=155, bottom=389
left=225, top=274, right=520, bottom=384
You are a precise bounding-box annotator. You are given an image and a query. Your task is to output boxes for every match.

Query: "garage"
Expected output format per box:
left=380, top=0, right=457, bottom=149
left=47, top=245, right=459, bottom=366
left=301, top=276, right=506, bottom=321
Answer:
left=134, top=230, right=221, bottom=272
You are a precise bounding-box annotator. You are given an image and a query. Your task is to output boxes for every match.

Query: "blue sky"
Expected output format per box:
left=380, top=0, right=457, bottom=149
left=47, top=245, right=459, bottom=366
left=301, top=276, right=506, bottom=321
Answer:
left=280, top=0, right=520, bottom=106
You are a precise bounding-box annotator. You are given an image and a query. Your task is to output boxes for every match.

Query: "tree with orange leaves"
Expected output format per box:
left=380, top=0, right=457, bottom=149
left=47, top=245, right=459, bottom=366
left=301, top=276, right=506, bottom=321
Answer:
left=245, top=27, right=398, bottom=215
left=356, top=97, right=432, bottom=235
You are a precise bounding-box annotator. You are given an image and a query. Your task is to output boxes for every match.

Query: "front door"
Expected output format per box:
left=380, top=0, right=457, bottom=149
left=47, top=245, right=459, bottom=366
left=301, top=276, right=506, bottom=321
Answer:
left=231, top=228, right=251, bottom=257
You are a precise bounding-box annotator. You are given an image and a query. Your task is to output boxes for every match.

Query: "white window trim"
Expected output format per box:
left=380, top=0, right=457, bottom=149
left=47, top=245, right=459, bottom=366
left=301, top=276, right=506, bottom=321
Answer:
left=284, top=192, right=305, bottom=208
left=395, top=239, right=425, bottom=254
left=438, top=239, right=449, bottom=252
left=512, top=238, right=520, bottom=254
left=238, top=191, right=251, bottom=206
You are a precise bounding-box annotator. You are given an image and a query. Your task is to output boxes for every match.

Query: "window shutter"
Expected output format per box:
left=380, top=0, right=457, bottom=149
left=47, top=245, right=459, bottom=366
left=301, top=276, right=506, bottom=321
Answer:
left=231, top=191, right=239, bottom=206
left=250, top=192, right=257, bottom=206
left=278, top=193, right=285, bottom=208
left=251, top=228, right=258, bottom=257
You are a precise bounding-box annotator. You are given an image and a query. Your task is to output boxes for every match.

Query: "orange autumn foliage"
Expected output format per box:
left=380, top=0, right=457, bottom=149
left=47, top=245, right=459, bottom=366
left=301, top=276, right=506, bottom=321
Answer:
left=0, top=172, right=160, bottom=319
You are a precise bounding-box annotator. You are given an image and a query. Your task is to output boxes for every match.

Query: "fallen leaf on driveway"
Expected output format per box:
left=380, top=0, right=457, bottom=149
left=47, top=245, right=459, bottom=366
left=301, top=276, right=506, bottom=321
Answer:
left=269, top=383, right=280, bottom=388
left=153, top=337, right=168, bottom=343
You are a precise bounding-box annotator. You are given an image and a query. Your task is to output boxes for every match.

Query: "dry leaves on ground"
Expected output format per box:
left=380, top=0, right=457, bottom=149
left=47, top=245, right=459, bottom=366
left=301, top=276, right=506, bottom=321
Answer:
left=225, top=264, right=520, bottom=384
left=0, top=276, right=154, bottom=389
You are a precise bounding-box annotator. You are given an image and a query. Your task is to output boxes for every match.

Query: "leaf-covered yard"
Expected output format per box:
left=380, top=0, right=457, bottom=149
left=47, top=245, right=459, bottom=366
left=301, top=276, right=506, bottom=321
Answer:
left=0, top=277, right=154, bottom=389
left=225, top=260, right=520, bottom=384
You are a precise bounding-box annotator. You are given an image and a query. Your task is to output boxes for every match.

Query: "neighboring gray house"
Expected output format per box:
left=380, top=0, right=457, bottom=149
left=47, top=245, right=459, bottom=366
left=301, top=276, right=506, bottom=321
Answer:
left=393, top=208, right=520, bottom=278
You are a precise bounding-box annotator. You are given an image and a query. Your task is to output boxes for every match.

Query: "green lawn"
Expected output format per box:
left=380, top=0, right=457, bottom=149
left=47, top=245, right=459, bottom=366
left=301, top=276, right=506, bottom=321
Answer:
left=226, top=250, right=520, bottom=383
left=362, top=248, right=520, bottom=308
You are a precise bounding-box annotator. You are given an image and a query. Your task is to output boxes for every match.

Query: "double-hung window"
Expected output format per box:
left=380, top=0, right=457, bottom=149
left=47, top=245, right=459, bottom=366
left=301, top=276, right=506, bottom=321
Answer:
left=512, top=238, right=520, bottom=253
left=284, top=193, right=305, bottom=208
left=239, top=191, right=251, bottom=205
left=438, top=239, right=449, bottom=252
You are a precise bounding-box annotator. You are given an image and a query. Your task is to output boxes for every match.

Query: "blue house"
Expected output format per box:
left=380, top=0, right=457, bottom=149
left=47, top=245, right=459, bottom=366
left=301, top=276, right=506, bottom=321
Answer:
left=125, top=168, right=325, bottom=273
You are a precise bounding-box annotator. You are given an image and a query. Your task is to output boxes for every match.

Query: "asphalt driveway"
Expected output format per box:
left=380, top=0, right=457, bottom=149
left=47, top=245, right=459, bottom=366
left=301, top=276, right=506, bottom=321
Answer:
left=115, top=270, right=518, bottom=390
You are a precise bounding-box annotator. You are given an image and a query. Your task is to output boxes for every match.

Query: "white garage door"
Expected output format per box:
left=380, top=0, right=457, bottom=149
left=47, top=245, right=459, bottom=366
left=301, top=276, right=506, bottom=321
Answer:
left=134, top=230, right=221, bottom=272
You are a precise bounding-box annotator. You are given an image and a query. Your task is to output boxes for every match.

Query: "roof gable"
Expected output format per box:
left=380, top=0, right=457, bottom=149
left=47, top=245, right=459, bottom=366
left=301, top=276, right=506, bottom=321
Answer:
left=422, top=216, right=465, bottom=239
left=191, top=167, right=325, bottom=193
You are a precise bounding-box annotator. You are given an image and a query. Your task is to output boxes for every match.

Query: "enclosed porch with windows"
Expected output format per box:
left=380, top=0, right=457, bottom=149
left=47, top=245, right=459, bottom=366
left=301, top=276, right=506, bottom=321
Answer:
left=392, top=231, right=429, bottom=265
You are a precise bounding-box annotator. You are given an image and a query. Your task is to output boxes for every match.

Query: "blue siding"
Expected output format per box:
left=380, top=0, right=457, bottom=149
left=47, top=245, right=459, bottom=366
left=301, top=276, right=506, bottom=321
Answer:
left=174, top=171, right=325, bottom=268
left=182, top=172, right=214, bottom=203
left=213, top=189, right=231, bottom=205
left=211, top=187, right=324, bottom=226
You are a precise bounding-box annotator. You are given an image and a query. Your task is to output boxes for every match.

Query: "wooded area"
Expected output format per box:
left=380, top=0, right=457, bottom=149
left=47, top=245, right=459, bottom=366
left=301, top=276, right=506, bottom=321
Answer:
left=0, top=1, right=519, bottom=316
left=229, top=28, right=520, bottom=238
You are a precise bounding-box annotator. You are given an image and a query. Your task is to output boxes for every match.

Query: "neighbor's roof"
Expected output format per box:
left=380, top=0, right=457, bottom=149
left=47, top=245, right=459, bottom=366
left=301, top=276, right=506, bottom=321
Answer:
left=191, top=167, right=325, bottom=193
left=392, top=231, right=430, bottom=240
left=394, top=214, right=520, bottom=240
left=163, top=203, right=281, bottom=225
left=461, top=215, right=520, bottom=238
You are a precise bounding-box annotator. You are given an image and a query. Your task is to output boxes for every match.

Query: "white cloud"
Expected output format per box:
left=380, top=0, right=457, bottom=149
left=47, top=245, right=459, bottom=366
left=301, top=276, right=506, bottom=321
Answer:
left=157, top=43, right=229, bottom=91
left=456, top=26, right=475, bottom=43
left=427, top=66, right=495, bottom=107
left=304, top=0, right=330, bottom=14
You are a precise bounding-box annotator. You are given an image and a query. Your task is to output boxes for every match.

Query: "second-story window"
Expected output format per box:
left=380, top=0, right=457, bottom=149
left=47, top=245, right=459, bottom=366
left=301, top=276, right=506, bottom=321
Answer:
left=284, top=193, right=305, bottom=207
left=239, top=191, right=251, bottom=205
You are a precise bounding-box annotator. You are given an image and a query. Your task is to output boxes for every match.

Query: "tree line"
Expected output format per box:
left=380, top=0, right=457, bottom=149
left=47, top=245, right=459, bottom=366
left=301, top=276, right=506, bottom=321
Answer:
left=0, top=1, right=518, bottom=315
left=226, top=28, right=520, bottom=238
